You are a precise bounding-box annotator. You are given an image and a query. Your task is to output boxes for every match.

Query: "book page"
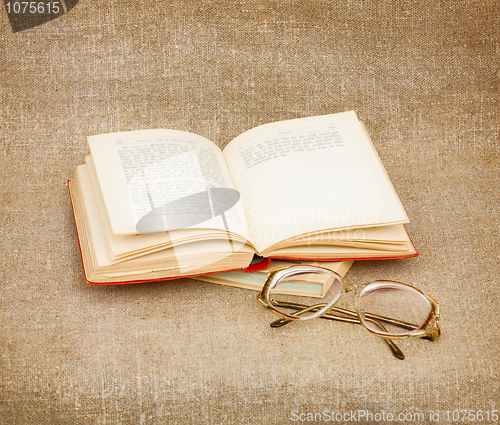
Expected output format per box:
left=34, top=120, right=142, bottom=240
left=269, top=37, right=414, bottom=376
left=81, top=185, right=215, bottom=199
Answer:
left=84, top=156, right=250, bottom=262
left=72, top=164, right=254, bottom=282
left=223, top=111, right=409, bottom=253
left=88, top=129, right=250, bottom=240
left=286, top=224, right=411, bottom=243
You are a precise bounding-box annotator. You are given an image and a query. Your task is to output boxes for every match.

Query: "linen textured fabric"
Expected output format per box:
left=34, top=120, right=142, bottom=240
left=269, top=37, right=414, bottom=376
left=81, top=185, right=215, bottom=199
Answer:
left=1, top=1, right=499, bottom=423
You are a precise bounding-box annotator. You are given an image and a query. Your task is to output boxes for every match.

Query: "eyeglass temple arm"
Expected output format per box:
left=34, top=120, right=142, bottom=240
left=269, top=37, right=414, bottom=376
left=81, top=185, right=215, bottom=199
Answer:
left=325, top=306, right=437, bottom=341
left=360, top=317, right=405, bottom=360
left=269, top=303, right=407, bottom=360
left=269, top=301, right=418, bottom=331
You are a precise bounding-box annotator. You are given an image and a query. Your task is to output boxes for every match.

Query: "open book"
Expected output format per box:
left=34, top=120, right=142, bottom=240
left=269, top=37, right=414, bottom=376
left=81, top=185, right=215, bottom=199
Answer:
left=69, top=111, right=417, bottom=284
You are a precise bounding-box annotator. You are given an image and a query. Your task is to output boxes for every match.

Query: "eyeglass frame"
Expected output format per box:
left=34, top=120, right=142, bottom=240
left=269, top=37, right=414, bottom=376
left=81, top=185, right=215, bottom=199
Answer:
left=257, top=265, right=441, bottom=359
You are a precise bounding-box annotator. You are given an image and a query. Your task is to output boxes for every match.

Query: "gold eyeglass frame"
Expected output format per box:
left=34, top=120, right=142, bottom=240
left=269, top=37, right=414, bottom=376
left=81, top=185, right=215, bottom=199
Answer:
left=257, top=265, right=441, bottom=360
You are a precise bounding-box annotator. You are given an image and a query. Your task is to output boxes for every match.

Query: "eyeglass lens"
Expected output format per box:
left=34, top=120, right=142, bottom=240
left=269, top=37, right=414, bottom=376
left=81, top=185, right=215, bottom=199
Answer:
left=358, top=282, right=432, bottom=336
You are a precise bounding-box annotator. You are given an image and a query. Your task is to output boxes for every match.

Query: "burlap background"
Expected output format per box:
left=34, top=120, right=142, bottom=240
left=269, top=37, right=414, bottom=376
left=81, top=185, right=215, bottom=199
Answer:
left=1, top=1, right=499, bottom=423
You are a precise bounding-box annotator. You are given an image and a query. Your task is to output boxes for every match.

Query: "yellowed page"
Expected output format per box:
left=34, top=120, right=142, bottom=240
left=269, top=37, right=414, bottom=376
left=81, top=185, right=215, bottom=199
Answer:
left=267, top=243, right=416, bottom=259
left=73, top=165, right=118, bottom=269
left=88, top=129, right=250, bottom=242
left=72, top=165, right=254, bottom=282
left=85, top=156, right=250, bottom=262
left=223, top=111, right=409, bottom=253
left=287, top=223, right=411, bottom=243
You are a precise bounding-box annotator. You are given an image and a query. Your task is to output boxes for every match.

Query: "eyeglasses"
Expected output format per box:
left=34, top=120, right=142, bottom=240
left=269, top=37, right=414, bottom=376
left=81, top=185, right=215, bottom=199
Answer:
left=257, top=265, right=440, bottom=360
